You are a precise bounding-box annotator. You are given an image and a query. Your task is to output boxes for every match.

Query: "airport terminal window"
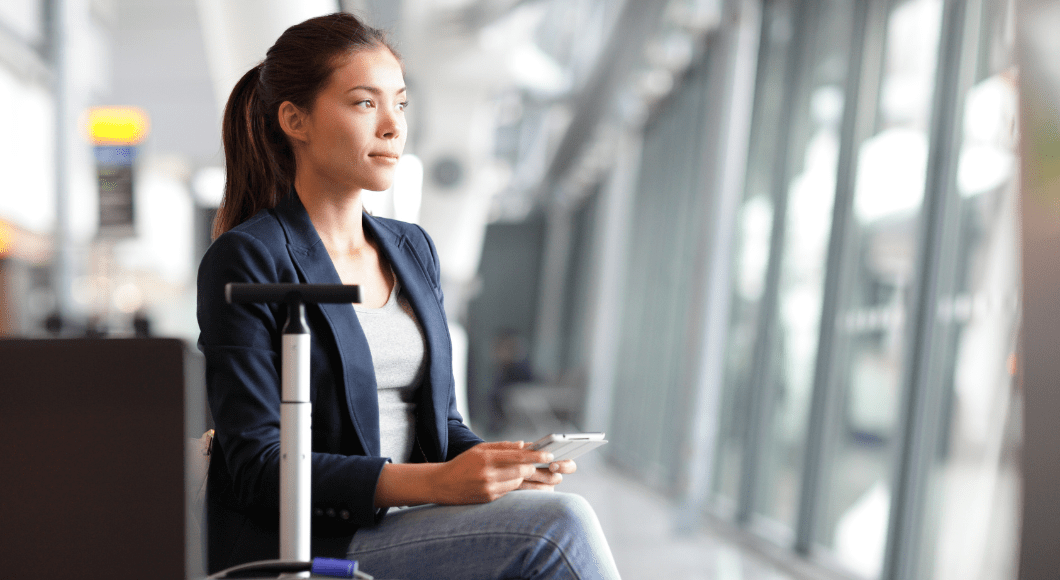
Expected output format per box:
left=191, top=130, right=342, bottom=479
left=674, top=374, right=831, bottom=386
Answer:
left=818, top=0, right=944, bottom=576
left=594, top=0, right=1021, bottom=578
left=608, top=47, right=714, bottom=489
left=916, top=1, right=1021, bottom=578
left=712, top=0, right=795, bottom=512
left=755, top=0, right=856, bottom=534
left=696, top=0, right=1024, bottom=578
left=524, top=0, right=1024, bottom=575
left=652, top=55, right=715, bottom=486
left=609, top=115, right=665, bottom=473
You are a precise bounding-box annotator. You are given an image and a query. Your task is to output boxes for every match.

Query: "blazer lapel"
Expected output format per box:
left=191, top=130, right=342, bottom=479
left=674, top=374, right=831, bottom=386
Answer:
left=363, top=214, right=452, bottom=460
left=273, top=193, right=381, bottom=457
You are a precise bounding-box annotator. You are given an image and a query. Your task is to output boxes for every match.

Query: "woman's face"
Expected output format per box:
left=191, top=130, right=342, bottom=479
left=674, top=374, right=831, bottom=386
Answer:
left=296, top=47, right=407, bottom=193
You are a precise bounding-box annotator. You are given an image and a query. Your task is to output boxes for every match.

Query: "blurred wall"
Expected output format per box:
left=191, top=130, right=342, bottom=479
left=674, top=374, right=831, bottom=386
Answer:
left=465, top=214, right=546, bottom=427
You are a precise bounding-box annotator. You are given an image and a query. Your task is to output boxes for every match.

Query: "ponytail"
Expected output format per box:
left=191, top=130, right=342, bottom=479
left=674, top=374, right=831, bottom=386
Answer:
left=213, top=64, right=290, bottom=238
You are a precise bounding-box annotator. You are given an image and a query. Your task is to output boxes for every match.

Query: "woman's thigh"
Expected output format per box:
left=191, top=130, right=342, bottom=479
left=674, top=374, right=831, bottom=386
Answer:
left=346, top=490, right=619, bottom=580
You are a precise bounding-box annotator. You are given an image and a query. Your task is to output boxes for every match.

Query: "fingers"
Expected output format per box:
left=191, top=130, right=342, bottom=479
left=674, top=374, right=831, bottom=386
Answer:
left=475, top=441, right=553, bottom=465
left=477, top=440, right=526, bottom=450
left=483, top=448, right=555, bottom=467
left=548, top=459, right=577, bottom=474
left=491, top=462, right=540, bottom=482
left=518, top=480, right=556, bottom=492
left=525, top=467, right=563, bottom=486
left=439, top=442, right=562, bottom=504
left=509, top=450, right=557, bottom=466
left=474, top=450, right=540, bottom=482
left=440, top=442, right=562, bottom=505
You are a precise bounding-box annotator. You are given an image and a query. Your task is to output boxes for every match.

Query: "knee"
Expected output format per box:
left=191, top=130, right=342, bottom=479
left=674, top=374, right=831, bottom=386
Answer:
left=537, top=493, right=595, bottom=531
left=515, top=493, right=615, bottom=579
left=521, top=492, right=603, bottom=550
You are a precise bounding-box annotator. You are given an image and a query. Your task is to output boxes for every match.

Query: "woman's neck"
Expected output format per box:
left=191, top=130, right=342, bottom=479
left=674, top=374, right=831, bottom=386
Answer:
left=293, top=174, right=369, bottom=254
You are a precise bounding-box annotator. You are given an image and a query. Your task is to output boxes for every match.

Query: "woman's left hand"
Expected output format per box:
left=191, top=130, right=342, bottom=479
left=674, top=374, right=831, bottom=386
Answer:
left=519, top=459, right=577, bottom=491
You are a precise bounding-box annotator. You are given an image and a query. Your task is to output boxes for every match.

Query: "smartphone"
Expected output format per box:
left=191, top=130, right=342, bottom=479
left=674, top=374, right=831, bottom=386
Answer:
left=528, top=432, right=608, bottom=468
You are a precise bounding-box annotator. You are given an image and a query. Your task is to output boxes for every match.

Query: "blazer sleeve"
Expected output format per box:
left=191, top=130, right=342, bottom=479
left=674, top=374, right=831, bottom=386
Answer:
left=197, top=230, right=389, bottom=528
left=412, top=224, right=484, bottom=460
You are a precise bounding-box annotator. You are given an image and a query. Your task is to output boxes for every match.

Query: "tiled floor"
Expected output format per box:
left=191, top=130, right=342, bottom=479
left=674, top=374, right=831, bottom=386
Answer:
left=495, top=425, right=799, bottom=580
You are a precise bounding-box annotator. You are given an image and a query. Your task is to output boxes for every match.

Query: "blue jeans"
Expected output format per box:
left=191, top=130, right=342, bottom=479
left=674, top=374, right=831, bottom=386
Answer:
left=346, top=491, right=621, bottom=580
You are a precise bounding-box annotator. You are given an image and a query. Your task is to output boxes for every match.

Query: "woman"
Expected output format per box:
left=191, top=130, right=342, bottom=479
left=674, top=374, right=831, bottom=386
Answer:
left=196, top=12, right=620, bottom=579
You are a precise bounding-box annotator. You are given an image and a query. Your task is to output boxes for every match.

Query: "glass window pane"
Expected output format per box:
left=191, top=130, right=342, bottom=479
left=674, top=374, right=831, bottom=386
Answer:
left=712, top=0, right=795, bottom=511
left=756, top=0, right=856, bottom=533
left=921, top=0, right=1021, bottom=577
left=819, top=0, right=944, bottom=576
left=609, top=49, right=715, bottom=487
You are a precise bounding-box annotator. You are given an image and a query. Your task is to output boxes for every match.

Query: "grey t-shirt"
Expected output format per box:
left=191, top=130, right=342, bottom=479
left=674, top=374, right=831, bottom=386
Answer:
left=353, top=274, right=426, bottom=463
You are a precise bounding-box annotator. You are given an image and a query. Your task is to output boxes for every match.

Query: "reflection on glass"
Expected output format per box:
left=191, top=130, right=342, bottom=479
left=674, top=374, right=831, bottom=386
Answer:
left=821, top=0, right=943, bottom=576
left=712, top=0, right=794, bottom=510
left=757, top=0, right=854, bottom=533
left=921, top=0, right=1021, bottom=577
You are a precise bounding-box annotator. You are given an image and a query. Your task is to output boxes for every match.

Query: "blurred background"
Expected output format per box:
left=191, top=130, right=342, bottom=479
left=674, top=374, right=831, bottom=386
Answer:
left=3, top=0, right=1059, bottom=578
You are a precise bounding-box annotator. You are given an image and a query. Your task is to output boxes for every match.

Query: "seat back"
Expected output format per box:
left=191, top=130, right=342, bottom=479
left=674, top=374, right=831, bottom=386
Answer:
left=0, top=338, right=205, bottom=579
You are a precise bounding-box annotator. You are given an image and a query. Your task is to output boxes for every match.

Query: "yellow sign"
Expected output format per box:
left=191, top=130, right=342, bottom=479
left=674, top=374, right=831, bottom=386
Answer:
left=87, top=107, right=150, bottom=145
left=0, top=220, right=12, bottom=258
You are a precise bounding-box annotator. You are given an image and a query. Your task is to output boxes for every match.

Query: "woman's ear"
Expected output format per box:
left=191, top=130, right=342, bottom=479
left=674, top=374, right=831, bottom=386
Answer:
left=278, top=101, right=308, bottom=144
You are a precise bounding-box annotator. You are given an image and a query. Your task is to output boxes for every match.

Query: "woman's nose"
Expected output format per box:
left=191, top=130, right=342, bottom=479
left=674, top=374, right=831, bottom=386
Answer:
left=379, top=108, right=403, bottom=140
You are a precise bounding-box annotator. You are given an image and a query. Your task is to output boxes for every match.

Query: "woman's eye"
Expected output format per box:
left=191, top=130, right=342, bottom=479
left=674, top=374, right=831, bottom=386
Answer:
left=355, top=100, right=373, bottom=108
left=397, top=101, right=409, bottom=111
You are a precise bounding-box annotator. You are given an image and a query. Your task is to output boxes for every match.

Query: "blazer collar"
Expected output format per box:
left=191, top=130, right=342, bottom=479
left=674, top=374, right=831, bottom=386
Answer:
left=273, top=191, right=406, bottom=254
left=270, top=191, right=416, bottom=290
left=271, top=192, right=450, bottom=460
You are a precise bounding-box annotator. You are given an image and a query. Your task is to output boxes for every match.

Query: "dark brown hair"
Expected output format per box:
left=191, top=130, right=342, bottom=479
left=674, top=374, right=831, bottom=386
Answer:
left=213, top=12, right=396, bottom=238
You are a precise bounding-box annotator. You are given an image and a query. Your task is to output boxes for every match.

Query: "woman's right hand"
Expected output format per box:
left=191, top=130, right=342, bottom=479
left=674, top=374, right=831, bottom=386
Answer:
left=433, top=441, right=553, bottom=504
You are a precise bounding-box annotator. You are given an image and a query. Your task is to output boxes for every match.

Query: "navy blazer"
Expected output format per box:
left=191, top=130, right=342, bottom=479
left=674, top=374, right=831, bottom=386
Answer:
left=197, top=192, right=483, bottom=571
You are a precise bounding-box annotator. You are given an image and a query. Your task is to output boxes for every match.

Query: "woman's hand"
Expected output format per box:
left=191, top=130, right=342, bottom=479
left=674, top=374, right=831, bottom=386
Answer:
left=432, top=441, right=555, bottom=504
left=519, top=459, right=577, bottom=492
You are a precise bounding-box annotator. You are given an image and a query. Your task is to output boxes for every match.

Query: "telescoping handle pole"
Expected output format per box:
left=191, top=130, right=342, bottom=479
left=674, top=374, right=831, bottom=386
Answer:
left=279, top=300, right=311, bottom=570
left=226, top=283, right=361, bottom=574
